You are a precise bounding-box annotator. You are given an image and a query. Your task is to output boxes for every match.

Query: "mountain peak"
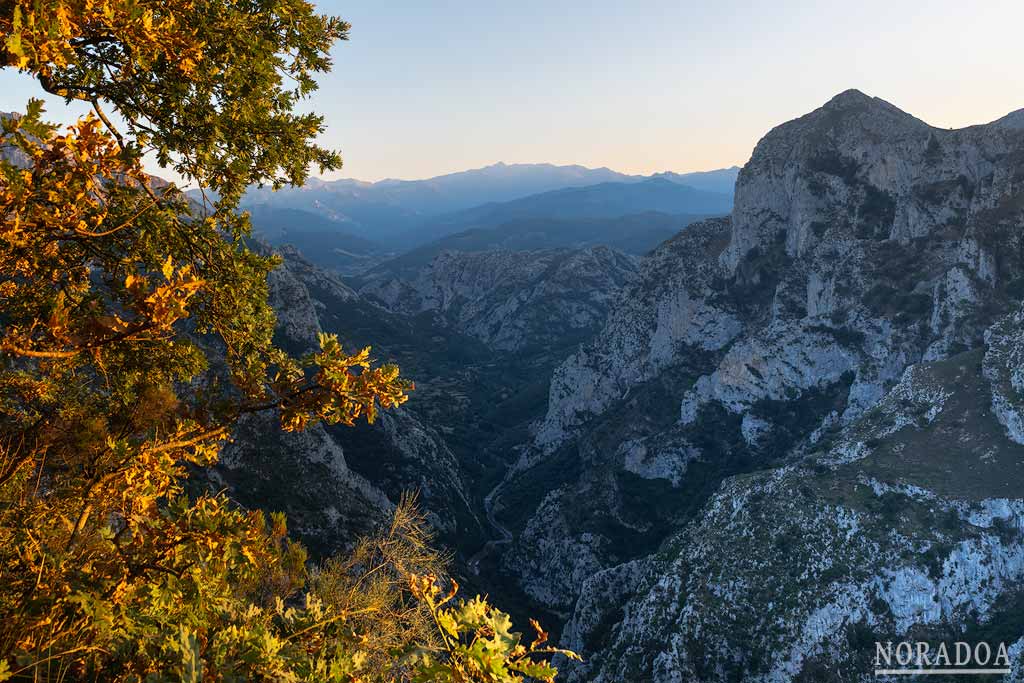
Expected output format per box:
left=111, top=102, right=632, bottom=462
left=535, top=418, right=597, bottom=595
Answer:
left=758, top=89, right=925, bottom=144
left=820, top=89, right=927, bottom=122
left=823, top=88, right=873, bottom=109
left=819, top=89, right=914, bottom=120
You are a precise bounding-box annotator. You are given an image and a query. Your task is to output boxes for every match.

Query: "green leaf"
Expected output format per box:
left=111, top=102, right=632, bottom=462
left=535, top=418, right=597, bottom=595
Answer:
left=179, top=627, right=202, bottom=683
left=511, top=658, right=559, bottom=681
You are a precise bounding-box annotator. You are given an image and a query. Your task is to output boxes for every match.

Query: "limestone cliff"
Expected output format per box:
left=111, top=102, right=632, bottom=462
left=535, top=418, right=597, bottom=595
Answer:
left=496, top=90, right=1024, bottom=681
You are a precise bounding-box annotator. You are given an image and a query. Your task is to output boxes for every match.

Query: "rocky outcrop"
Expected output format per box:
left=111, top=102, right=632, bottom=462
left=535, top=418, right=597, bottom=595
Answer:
left=213, top=414, right=393, bottom=555
left=536, top=90, right=1024, bottom=458
left=534, top=218, right=742, bottom=452
left=359, top=246, right=638, bottom=352
left=725, top=90, right=1021, bottom=267
left=494, top=90, right=1024, bottom=679
left=565, top=312, right=1024, bottom=682
left=501, top=489, right=611, bottom=614
left=984, top=305, right=1024, bottom=446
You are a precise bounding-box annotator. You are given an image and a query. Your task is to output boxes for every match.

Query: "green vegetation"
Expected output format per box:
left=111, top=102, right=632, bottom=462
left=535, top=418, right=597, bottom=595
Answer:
left=856, top=185, right=897, bottom=240
left=0, top=1, right=571, bottom=680
left=733, top=230, right=792, bottom=310
left=805, top=150, right=897, bottom=240
left=807, top=152, right=860, bottom=183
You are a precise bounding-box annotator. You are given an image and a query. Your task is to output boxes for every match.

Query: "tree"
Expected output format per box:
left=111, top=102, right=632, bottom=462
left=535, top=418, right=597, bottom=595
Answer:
left=0, top=1, right=574, bottom=680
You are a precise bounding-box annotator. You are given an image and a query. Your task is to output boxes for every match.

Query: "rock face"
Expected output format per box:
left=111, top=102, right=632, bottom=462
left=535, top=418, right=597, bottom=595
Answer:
left=493, top=90, right=1024, bottom=680
left=566, top=337, right=1024, bottom=682
left=534, top=218, right=741, bottom=452
left=359, top=246, right=639, bottom=352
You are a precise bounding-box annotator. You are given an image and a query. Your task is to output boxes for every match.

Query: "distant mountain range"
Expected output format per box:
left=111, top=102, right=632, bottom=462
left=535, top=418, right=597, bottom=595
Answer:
left=240, top=162, right=737, bottom=219
left=237, top=163, right=738, bottom=273
left=403, top=177, right=731, bottom=247
left=234, top=162, right=737, bottom=242
left=356, top=212, right=708, bottom=286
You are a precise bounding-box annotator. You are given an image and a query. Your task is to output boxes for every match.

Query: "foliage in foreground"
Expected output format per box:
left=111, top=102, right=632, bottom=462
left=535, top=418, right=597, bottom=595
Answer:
left=0, top=1, right=574, bottom=680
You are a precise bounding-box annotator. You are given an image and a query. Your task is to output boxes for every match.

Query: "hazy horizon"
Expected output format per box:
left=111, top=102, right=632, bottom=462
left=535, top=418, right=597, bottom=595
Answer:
left=2, top=0, right=1022, bottom=184
left=303, top=160, right=743, bottom=185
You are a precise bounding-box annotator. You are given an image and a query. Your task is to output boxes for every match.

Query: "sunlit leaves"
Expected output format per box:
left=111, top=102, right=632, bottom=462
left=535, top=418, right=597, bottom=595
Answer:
left=0, top=85, right=408, bottom=683
left=410, top=575, right=580, bottom=683
left=0, top=0, right=568, bottom=679
left=2, top=0, right=347, bottom=205
left=276, top=333, right=413, bottom=432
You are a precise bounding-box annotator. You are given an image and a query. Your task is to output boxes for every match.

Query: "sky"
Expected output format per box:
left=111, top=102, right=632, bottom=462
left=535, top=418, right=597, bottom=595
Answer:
left=2, top=0, right=1023, bottom=183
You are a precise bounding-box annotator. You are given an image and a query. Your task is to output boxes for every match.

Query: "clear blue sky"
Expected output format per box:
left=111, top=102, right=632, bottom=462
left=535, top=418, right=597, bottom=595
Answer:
left=3, top=0, right=1022, bottom=182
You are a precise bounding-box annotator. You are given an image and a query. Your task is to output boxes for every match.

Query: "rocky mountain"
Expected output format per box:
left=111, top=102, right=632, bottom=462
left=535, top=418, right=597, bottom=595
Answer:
left=481, top=90, right=1024, bottom=681
left=187, top=89, right=1024, bottom=681
left=209, top=237, right=644, bottom=572
left=358, top=246, right=639, bottom=352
